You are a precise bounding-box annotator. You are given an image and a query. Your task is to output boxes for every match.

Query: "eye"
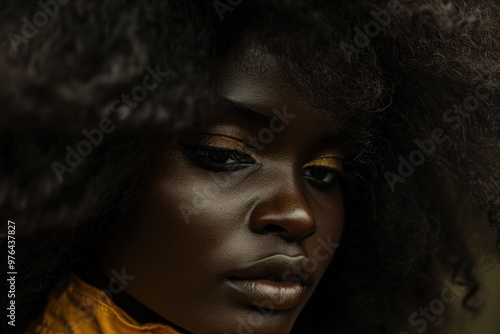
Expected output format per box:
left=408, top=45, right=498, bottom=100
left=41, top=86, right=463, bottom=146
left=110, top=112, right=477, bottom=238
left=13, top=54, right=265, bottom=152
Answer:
left=181, top=145, right=256, bottom=172
left=302, top=166, right=339, bottom=188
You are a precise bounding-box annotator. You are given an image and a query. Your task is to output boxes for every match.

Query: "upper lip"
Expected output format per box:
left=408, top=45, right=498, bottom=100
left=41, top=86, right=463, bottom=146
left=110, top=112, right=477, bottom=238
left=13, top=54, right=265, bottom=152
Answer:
left=228, top=254, right=315, bottom=286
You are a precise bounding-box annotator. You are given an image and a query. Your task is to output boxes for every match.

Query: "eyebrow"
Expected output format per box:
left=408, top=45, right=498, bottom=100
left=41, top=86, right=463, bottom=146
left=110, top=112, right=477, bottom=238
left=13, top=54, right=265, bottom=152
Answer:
left=212, top=98, right=273, bottom=125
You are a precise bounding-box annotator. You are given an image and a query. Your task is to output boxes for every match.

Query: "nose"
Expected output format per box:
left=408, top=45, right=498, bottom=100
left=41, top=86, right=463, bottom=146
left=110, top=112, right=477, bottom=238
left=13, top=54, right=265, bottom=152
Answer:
left=248, top=180, right=316, bottom=242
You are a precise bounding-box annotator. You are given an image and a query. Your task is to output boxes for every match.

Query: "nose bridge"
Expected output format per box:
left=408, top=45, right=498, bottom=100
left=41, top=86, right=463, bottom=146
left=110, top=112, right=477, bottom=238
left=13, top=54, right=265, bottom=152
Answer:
left=249, top=167, right=316, bottom=241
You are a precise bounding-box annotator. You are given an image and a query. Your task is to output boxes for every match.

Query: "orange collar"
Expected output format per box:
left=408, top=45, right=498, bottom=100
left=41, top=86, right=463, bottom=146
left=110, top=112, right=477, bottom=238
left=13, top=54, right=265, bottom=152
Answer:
left=29, top=273, right=182, bottom=334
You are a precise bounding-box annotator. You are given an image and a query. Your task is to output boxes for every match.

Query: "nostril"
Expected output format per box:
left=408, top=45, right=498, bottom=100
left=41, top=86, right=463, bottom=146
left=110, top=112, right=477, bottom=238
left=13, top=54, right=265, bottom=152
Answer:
left=263, top=224, right=287, bottom=234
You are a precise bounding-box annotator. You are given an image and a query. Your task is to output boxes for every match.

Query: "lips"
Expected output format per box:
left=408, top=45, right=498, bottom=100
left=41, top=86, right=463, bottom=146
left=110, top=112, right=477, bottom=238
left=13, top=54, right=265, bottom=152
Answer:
left=227, top=254, right=314, bottom=310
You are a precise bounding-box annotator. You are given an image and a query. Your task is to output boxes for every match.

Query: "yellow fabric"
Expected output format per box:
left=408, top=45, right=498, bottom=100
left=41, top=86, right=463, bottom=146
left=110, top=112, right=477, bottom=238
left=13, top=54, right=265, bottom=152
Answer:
left=28, top=273, right=182, bottom=334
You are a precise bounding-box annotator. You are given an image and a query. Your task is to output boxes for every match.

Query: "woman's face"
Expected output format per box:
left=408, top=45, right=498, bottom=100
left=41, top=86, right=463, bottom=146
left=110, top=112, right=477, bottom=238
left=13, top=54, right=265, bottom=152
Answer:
left=99, top=47, right=347, bottom=334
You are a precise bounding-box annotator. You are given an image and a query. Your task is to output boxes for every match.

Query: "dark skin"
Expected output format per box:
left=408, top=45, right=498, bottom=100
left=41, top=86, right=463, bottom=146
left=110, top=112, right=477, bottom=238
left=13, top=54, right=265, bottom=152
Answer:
left=98, top=45, right=348, bottom=334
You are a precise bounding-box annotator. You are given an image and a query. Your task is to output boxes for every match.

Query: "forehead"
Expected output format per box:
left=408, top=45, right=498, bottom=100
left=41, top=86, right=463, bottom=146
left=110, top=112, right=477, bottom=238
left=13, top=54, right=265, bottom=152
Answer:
left=218, top=43, right=341, bottom=129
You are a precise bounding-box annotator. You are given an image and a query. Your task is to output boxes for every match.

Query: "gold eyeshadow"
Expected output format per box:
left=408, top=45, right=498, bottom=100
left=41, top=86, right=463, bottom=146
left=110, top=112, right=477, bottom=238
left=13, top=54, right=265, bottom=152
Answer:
left=179, top=134, right=261, bottom=162
left=302, top=155, right=343, bottom=171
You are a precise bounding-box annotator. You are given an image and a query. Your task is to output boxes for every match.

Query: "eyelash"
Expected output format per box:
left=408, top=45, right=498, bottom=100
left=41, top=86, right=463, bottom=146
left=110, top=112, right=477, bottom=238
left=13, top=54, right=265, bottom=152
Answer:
left=181, top=145, right=341, bottom=188
left=180, top=145, right=256, bottom=172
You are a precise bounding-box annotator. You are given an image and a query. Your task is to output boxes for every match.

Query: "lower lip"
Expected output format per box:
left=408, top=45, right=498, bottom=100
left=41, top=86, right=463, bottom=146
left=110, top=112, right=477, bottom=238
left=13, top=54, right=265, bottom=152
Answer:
left=228, top=279, right=305, bottom=310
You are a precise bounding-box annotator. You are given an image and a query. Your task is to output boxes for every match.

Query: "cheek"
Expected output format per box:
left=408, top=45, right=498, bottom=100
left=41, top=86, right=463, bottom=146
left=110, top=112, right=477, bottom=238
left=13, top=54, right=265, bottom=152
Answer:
left=309, top=182, right=345, bottom=236
left=143, top=162, right=252, bottom=263
left=109, top=162, right=252, bottom=301
left=305, top=189, right=345, bottom=275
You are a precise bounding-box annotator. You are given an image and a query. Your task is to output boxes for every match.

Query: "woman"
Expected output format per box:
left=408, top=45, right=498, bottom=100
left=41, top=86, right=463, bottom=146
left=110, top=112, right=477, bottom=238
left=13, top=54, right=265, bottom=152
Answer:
left=1, top=0, right=499, bottom=333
